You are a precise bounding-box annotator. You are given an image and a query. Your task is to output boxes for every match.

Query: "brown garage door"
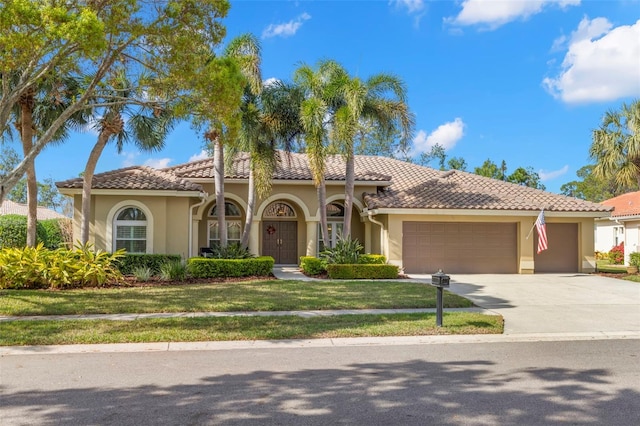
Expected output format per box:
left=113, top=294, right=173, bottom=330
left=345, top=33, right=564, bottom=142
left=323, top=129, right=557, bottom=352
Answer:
left=402, top=222, right=518, bottom=274
left=534, top=223, right=578, bottom=273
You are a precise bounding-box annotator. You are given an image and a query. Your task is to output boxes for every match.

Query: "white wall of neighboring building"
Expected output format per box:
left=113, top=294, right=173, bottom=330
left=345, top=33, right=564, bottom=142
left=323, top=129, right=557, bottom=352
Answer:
left=623, top=221, right=640, bottom=265
left=595, top=219, right=623, bottom=253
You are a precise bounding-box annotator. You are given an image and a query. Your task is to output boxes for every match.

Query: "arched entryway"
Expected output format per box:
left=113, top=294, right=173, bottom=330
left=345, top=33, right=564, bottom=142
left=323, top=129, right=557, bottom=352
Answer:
left=262, top=202, right=298, bottom=264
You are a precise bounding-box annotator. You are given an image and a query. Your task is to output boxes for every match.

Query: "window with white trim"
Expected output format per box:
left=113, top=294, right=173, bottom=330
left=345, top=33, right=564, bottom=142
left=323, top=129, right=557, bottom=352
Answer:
left=319, top=202, right=345, bottom=251
left=114, top=207, right=148, bottom=253
left=208, top=201, right=242, bottom=247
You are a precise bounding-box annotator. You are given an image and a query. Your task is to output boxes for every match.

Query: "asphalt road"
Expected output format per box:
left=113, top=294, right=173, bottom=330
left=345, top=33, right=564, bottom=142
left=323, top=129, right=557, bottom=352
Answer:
left=2, top=339, right=639, bottom=425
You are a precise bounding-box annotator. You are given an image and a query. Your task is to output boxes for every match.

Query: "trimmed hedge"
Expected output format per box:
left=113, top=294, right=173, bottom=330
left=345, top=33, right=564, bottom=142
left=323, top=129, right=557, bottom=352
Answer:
left=326, top=264, right=399, bottom=279
left=188, top=256, right=274, bottom=278
left=359, top=254, right=386, bottom=264
left=116, top=254, right=183, bottom=275
left=299, top=256, right=326, bottom=275
left=0, top=215, right=70, bottom=249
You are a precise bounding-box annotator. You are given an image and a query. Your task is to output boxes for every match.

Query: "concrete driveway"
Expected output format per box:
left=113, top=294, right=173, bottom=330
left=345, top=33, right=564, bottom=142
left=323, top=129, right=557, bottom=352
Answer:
left=411, top=273, right=640, bottom=335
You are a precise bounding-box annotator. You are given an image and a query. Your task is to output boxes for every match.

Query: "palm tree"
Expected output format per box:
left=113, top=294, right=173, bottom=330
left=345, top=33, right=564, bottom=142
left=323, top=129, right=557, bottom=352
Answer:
left=205, top=34, right=262, bottom=249
left=232, top=81, right=304, bottom=249
left=8, top=74, right=85, bottom=246
left=590, top=99, right=640, bottom=189
left=79, top=70, right=173, bottom=244
left=332, top=71, right=414, bottom=237
left=293, top=60, right=345, bottom=246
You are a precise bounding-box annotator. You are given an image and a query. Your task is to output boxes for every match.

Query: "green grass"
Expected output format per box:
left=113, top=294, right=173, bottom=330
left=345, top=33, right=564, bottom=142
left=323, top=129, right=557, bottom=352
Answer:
left=0, top=313, right=504, bottom=346
left=596, top=260, right=626, bottom=274
left=0, top=279, right=472, bottom=316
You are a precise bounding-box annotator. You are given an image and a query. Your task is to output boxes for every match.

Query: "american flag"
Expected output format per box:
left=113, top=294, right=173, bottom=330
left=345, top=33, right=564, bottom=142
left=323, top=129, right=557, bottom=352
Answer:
left=535, top=210, right=548, bottom=254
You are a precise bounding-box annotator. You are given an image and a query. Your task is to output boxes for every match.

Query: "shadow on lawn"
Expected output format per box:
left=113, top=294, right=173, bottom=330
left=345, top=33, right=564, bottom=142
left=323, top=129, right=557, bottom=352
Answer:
left=2, top=356, right=637, bottom=425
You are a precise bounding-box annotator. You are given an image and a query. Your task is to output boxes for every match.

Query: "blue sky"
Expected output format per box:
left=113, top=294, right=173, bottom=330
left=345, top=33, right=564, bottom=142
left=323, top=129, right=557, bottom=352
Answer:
left=32, top=0, right=640, bottom=194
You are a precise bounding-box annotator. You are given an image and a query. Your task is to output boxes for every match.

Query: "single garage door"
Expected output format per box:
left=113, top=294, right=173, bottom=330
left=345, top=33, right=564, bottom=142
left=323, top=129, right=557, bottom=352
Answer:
left=403, top=222, right=518, bottom=274
left=534, top=223, right=578, bottom=273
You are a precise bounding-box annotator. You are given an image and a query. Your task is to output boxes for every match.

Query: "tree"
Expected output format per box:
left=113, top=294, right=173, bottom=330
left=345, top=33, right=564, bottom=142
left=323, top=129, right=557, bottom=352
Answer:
left=1, top=0, right=231, bottom=204
left=331, top=67, right=414, bottom=238
left=474, top=159, right=506, bottom=180
left=418, top=144, right=446, bottom=170
left=507, top=167, right=545, bottom=190
left=590, top=99, right=640, bottom=189
left=447, top=157, right=468, bottom=171
left=560, top=164, right=630, bottom=202
left=193, top=34, right=261, bottom=249
left=294, top=61, right=336, bottom=246
left=79, top=70, right=173, bottom=244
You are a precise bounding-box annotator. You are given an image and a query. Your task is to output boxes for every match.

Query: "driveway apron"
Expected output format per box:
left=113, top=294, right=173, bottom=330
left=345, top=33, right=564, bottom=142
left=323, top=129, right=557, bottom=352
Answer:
left=411, top=273, right=640, bottom=335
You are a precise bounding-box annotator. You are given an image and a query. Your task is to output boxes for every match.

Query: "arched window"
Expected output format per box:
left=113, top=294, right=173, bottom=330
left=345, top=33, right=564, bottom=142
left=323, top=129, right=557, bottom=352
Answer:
left=263, top=202, right=296, bottom=218
left=319, top=202, right=345, bottom=250
left=208, top=201, right=242, bottom=247
left=114, top=207, right=148, bottom=253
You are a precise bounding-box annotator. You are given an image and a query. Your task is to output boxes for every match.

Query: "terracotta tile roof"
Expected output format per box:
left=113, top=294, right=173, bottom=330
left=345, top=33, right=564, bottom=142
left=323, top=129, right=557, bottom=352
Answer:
left=0, top=200, right=68, bottom=219
left=601, top=191, right=640, bottom=217
left=56, top=166, right=203, bottom=192
left=164, top=152, right=392, bottom=182
left=358, top=156, right=611, bottom=213
left=55, top=152, right=611, bottom=213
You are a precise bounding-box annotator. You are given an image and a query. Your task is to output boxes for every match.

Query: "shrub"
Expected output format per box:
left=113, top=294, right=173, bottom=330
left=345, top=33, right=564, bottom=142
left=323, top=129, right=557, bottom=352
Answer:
left=159, top=260, right=188, bottom=281
left=299, top=256, right=326, bottom=275
left=209, top=243, right=255, bottom=259
left=320, top=237, right=363, bottom=264
left=326, top=264, right=399, bottom=279
left=0, top=215, right=72, bottom=249
left=629, top=252, right=640, bottom=267
left=609, top=242, right=624, bottom=265
left=116, top=254, right=182, bottom=275
left=0, top=243, right=124, bottom=289
left=188, top=256, right=274, bottom=278
left=132, top=266, right=153, bottom=281
left=359, top=254, right=386, bottom=264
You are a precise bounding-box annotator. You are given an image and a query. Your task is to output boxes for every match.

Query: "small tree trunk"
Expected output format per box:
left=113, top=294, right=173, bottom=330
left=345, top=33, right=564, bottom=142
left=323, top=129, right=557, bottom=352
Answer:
left=213, top=138, right=227, bottom=248
left=343, top=153, right=355, bottom=239
left=241, top=166, right=255, bottom=250
left=19, top=95, right=37, bottom=247
left=81, top=132, right=110, bottom=244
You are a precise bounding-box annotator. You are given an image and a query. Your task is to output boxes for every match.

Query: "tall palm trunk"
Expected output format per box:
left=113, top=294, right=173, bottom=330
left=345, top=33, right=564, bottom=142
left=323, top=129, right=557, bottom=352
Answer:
left=343, top=153, right=355, bottom=238
left=318, top=179, right=330, bottom=246
left=80, top=132, right=111, bottom=244
left=240, top=166, right=255, bottom=249
left=19, top=91, right=37, bottom=247
left=213, top=137, right=227, bottom=248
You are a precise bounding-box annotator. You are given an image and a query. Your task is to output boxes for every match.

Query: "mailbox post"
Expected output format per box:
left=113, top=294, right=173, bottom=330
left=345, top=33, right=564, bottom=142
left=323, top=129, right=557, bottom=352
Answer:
left=431, top=269, right=450, bottom=327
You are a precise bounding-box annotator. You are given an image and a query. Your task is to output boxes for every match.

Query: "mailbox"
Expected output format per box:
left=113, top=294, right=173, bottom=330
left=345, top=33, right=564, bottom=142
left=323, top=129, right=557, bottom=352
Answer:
left=431, top=269, right=450, bottom=287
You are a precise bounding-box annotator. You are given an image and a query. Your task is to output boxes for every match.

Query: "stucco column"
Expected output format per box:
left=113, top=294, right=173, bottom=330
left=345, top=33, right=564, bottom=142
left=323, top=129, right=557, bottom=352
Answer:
left=364, top=221, right=371, bottom=253
left=306, top=220, right=318, bottom=257
left=190, top=219, right=200, bottom=258
left=519, top=219, right=535, bottom=274
left=249, top=219, right=260, bottom=256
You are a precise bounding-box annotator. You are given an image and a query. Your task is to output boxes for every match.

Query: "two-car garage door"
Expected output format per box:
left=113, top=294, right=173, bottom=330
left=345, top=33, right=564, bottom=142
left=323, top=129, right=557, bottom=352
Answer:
left=403, top=222, right=518, bottom=274
left=402, top=221, right=579, bottom=274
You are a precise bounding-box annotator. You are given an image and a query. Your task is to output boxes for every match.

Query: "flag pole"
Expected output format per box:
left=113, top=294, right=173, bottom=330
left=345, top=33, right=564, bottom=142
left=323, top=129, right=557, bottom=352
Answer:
left=526, top=208, right=545, bottom=240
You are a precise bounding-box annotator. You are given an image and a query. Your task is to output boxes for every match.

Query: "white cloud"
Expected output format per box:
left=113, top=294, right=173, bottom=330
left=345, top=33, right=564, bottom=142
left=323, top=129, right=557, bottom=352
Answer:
left=143, top=158, right=172, bottom=169
left=410, top=118, right=465, bottom=157
left=120, top=151, right=139, bottom=168
left=448, top=0, right=580, bottom=30
left=543, top=18, right=640, bottom=103
left=539, top=165, right=569, bottom=181
left=262, top=13, right=311, bottom=39
left=390, top=0, right=425, bottom=14
left=263, top=77, right=280, bottom=87
left=189, top=150, right=210, bottom=162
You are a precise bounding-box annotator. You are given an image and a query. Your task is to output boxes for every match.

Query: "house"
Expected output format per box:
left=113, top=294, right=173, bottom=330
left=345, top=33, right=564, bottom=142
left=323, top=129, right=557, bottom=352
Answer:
left=595, top=191, right=640, bottom=265
left=56, top=152, right=611, bottom=274
left=0, top=199, right=68, bottom=220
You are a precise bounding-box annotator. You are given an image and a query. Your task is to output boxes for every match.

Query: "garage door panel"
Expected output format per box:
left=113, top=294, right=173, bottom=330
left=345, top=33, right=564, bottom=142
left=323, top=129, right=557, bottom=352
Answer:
left=534, top=223, right=578, bottom=273
left=403, top=222, right=517, bottom=274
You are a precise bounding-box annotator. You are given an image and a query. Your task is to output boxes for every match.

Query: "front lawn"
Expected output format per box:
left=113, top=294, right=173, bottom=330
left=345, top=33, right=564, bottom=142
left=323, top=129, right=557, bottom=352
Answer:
left=0, top=279, right=473, bottom=316
left=0, top=313, right=503, bottom=346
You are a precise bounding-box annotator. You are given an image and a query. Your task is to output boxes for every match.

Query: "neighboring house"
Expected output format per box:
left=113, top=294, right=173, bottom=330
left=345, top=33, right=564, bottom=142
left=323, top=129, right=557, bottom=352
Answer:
left=56, top=152, right=611, bottom=274
left=0, top=199, right=67, bottom=220
left=595, top=191, right=640, bottom=265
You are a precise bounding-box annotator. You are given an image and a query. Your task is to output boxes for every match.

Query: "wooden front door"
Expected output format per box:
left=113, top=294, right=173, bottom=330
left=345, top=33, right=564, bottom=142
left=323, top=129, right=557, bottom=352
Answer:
left=263, top=221, right=298, bottom=264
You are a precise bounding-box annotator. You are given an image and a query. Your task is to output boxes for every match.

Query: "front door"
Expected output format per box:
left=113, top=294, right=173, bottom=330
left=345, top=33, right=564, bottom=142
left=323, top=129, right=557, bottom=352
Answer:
left=263, top=221, right=298, bottom=264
